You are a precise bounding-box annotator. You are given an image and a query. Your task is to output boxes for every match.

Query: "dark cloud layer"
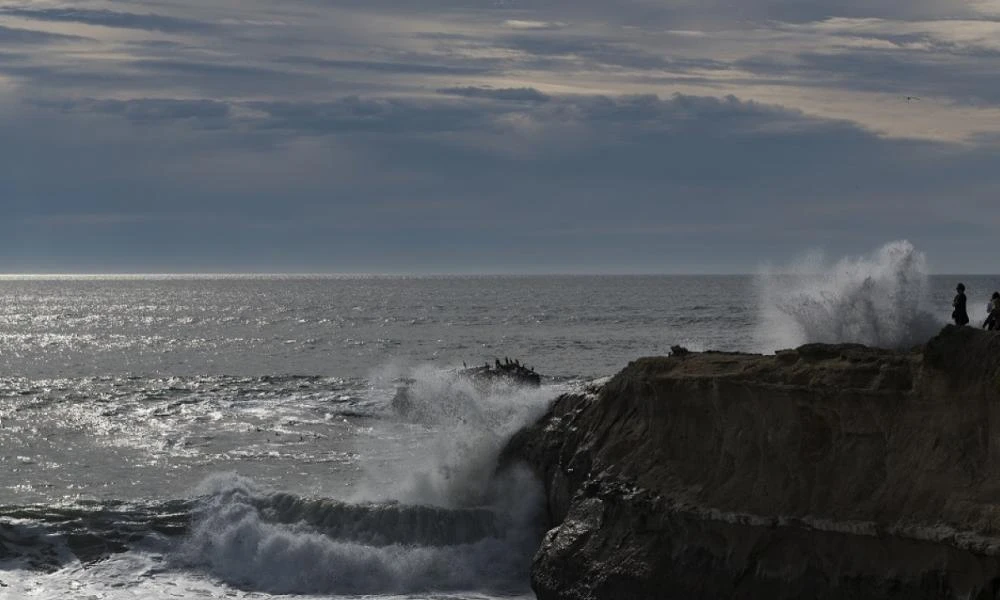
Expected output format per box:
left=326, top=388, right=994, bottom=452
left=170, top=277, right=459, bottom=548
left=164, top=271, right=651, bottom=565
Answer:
left=738, top=50, right=1000, bottom=105
left=0, top=7, right=217, bottom=33
left=3, top=87, right=998, bottom=271
left=437, top=86, right=551, bottom=101
left=0, top=23, right=89, bottom=43
left=245, top=96, right=493, bottom=133
left=1, top=0, right=999, bottom=272
left=39, top=97, right=231, bottom=124
left=277, top=55, right=497, bottom=76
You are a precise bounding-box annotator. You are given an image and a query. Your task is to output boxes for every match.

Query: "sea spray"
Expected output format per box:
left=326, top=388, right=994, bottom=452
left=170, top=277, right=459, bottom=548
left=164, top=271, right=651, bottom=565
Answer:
left=358, top=363, right=555, bottom=508
left=756, top=240, right=942, bottom=351
left=179, top=365, right=554, bottom=595
left=180, top=471, right=543, bottom=595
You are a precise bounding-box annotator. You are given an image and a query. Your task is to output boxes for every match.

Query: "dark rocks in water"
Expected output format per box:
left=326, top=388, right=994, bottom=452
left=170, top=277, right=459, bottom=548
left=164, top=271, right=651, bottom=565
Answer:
left=500, top=326, right=1000, bottom=600
left=391, top=358, right=541, bottom=417
left=463, top=358, right=541, bottom=387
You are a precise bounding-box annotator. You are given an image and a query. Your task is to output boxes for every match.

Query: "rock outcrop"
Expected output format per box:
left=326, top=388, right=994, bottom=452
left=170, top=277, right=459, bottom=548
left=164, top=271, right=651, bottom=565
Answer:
left=501, top=325, right=1000, bottom=599
left=392, top=358, right=541, bottom=417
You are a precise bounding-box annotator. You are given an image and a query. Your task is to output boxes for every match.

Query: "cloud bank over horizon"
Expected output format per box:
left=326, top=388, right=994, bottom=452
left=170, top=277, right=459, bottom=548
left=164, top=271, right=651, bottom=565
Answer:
left=1, top=0, right=999, bottom=273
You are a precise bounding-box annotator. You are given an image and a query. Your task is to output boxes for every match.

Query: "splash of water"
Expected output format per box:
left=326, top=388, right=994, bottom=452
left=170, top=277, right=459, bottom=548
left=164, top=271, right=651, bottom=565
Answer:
left=180, top=472, right=543, bottom=595
left=179, top=366, right=557, bottom=595
left=755, top=240, right=942, bottom=351
left=359, top=364, right=556, bottom=508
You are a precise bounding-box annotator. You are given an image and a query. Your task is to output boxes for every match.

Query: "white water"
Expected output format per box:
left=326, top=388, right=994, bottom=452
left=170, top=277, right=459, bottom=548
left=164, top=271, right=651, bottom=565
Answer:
left=755, top=240, right=944, bottom=351
left=358, top=365, right=555, bottom=508
left=178, top=369, right=554, bottom=596
left=0, top=365, right=554, bottom=599
left=180, top=474, right=541, bottom=595
left=2, top=262, right=997, bottom=599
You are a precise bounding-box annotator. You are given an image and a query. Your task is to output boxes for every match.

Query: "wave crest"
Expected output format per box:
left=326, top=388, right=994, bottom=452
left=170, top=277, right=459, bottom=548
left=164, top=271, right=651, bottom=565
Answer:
left=181, top=471, right=543, bottom=595
left=179, top=366, right=558, bottom=595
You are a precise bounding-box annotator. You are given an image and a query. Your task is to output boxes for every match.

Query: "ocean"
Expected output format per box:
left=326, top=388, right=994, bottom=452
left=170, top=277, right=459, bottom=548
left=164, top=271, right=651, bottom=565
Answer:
left=1, top=242, right=998, bottom=599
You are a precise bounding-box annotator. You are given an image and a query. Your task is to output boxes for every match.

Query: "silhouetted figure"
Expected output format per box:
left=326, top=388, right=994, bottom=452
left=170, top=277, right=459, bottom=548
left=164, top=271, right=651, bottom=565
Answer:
left=953, top=283, right=970, bottom=326
left=984, top=292, right=1000, bottom=331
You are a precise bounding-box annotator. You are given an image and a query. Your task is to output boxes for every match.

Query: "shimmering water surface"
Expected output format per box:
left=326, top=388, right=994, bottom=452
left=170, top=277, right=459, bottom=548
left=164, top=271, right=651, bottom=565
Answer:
left=1, top=264, right=998, bottom=599
left=0, top=274, right=761, bottom=379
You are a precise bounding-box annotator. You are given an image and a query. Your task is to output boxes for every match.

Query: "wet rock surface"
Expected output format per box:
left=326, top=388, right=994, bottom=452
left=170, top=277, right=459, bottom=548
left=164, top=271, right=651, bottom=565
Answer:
left=460, top=359, right=542, bottom=387
left=501, top=326, right=1000, bottom=599
left=392, top=358, right=541, bottom=418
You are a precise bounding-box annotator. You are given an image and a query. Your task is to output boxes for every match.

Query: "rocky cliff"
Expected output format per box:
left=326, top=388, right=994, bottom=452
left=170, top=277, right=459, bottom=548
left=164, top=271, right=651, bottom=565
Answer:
left=501, top=325, right=1000, bottom=599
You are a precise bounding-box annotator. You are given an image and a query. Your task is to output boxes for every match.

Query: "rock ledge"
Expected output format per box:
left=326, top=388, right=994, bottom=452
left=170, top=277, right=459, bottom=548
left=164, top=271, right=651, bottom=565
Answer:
left=501, top=325, right=1000, bottom=599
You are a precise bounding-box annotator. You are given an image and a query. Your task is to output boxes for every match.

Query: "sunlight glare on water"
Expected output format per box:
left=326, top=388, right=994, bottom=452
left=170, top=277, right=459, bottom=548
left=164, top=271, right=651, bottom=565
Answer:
left=1, top=260, right=998, bottom=599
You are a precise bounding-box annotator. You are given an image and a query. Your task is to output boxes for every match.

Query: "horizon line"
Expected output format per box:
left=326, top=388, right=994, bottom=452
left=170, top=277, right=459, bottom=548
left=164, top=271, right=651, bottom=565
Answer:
left=1, top=271, right=998, bottom=278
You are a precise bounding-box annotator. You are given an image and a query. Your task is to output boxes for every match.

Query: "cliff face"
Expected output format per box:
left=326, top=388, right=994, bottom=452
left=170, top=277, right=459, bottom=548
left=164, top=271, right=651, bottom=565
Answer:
left=502, top=326, right=1000, bottom=599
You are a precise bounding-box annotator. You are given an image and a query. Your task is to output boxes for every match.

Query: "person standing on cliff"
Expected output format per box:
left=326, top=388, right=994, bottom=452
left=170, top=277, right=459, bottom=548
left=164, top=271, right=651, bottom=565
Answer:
left=953, top=283, right=970, bottom=326
left=984, top=292, right=1000, bottom=330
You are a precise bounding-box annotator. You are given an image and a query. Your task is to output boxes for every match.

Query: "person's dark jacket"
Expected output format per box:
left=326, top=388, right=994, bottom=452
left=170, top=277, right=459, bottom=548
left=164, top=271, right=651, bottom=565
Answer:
left=984, top=299, right=1000, bottom=330
left=953, top=292, right=970, bottom=326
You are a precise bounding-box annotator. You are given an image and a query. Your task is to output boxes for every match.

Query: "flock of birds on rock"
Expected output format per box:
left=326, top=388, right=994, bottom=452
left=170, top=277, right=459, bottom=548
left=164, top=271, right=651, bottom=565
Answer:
left=461, top=357, right=542, bottom=387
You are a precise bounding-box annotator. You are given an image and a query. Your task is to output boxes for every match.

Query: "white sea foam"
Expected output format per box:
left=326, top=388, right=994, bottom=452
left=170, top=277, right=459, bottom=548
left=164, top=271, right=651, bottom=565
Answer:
left=176, top=367, right=555, bottom=595
left=755, top=240, right=943, bottom=351
left=180, top=469, right=542, bottom=595
left=361, top=364, right=555, bottom=507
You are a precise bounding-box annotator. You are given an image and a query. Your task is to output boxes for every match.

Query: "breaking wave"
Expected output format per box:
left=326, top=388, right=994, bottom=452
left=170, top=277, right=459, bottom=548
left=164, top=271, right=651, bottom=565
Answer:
left=756, top=240, right=942, bottom=351
left=180, top=471, right=542, bottom=595
left=179, top=366, right=556, bottom=595
left=361, top=364, right=555, bottom=507
left=0, top=366, right=556, bottom=596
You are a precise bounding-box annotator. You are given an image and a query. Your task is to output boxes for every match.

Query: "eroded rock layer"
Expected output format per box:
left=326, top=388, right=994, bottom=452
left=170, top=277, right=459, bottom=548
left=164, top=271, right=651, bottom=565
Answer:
left=501, top=325, right=1000, bottom=599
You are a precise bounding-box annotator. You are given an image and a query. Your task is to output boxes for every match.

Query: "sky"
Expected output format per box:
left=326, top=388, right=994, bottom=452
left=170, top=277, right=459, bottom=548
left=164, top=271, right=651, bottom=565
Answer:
left=1, top=0, right=999, bottom=273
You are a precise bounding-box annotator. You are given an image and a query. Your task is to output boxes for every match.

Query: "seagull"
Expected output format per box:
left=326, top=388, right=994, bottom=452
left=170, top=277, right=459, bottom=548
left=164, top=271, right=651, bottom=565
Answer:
left=905, top=96, right=921, bottom=102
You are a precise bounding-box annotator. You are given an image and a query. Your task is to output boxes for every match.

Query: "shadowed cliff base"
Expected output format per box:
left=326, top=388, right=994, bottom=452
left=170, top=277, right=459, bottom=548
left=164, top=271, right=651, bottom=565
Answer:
left=500, top=325, right=1000, bottom=599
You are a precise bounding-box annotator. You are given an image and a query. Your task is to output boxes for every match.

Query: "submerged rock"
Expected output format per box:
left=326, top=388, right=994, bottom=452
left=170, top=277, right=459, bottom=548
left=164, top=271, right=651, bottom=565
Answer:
left=501, top=326, right=1000, bottom=599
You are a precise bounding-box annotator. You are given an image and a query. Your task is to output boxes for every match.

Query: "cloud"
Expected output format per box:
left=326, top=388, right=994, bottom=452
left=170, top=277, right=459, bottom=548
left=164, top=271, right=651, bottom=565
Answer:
left=126, top=59, right=329, bottom=95
left=277, top=55, right=496, bottom=76
left=14, top=89, right=957, bottom=193
left=0, top=61, right=137, bottom=88
left=0, top=0, right=999, bottom=271
left=495, top=33, right=731, bottom=72
left=244, top=96, right=491, bottom=133
left=738, top=49, right=1000, bottom=105
left=38, top=97, right=231, bottom=124
left=784, top=17, right=1000, bottom=54
left=0, top=24, right=90, bottom=44
left=503, top=19, right=566, bottom=30
left=8, top=89, right=934, bottom=153
left=436, top=86, right=551, bottom=102
left=0, top=7, right=218, bottom=33
left=666, top=30, right=709, bottom=38
left=1, top=84, right=998, bottom=271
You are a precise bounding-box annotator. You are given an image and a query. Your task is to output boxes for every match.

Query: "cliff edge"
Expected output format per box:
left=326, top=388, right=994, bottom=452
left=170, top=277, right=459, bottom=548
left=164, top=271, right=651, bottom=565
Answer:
left=501, top=325, right=1000, bottom=599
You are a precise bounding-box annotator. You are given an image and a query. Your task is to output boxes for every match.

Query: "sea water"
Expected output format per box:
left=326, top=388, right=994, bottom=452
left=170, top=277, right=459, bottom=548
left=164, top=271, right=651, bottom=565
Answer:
left=0, top=241, right=998, bottom=599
